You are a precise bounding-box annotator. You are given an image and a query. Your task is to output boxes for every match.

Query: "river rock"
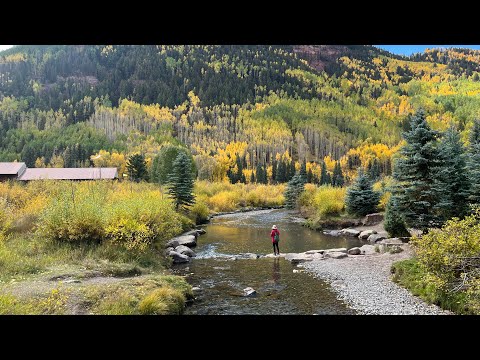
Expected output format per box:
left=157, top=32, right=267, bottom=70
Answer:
left=323, top=230, right=342, bottom=236
left=293, top=269, right=305, bottom=273
left=175, top=245, right=196, bottom=257
left=169, top=251, right=190, bottom=264
left=324, top=251, right=348, bottom=259
left=358, top=230, right=377, bottom=239
left=165, top=239, right=179, bottom=248
left=240, top=253, right=259, bottom=259
left=324, top=248, right=347, bottom=254
left=359, top=244, right=376, bottom=255
left=341, top=228, right=361, bottom=237
left=196, top=229, right=207, bottom=235
left=243, top=287, right=257, bottom=297
left=185, top=230, right=199, bottom=239
left=363, top=213, right=384, bottom=226
left=164, top=247, right=175, bottom=255
left=168, top=234, right=197, bottom=248
left=305, top=250, right=324, bottom=255
left=347, top=247, right=361, bottom=255
left=367, top=234, right=387, bottom=243
left=285, top=253, right=313, bottom=264
left=192, top=287, right=202, bottom=292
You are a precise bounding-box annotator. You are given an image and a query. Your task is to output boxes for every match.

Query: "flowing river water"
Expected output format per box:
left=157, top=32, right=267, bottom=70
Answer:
left=171, top=209, right=364, bottom=315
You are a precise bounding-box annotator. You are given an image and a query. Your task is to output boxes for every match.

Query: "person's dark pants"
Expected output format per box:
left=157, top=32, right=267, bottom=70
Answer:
left=273, top=241, right=280, bottom=255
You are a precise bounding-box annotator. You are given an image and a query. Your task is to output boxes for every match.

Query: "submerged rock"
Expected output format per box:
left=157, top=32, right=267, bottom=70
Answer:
left=323, top=230, right=342, bottom=237
left=285, top=253, right=313, bottom=264
left=243, top=287, right=257, bottom=297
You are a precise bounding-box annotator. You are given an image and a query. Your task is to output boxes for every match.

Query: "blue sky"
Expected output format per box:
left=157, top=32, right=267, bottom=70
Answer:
left=376, top=45, right=480, bottom=56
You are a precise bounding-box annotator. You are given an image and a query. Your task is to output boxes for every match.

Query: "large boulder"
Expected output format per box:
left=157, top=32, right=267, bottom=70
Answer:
left=359, top=244, right=376, bottom=255
left=324, top=248, right=347, bottom=254
left=196, top=229, right=207, bottom=235
left=324, top=252, right=348, bottom=259
left=169, top=251, right=190, bottom=264
left=367, top=234, right=387, bottom=243
left=164, top=247, right=175, bottom=256
left=363, top=213, right=384, bottom=226
left=167, top=234, right=197, bottom=248
left=347, top=247, right=361, bottom=255
left=175, top=245, right=196, bottom=257
left=341, top=229, right=361, bottom=237
left=165, top=239, right=179, bottom=249
left=358, top=230, right=377, bottom=239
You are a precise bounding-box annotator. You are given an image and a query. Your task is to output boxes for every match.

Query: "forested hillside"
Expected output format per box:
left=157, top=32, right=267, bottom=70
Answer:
left=2, top=45, right=480, bottom=184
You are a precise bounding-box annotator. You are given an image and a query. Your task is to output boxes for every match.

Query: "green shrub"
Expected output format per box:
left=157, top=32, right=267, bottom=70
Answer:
left=39, top=193, right=105, bottom=243
left=190, top=201, right=210, bottom=224
left=105, top=219, right=154, bottom=251
left=384, top=196, right=410, bottom=237
left=138, top=287, right=186, bottom=315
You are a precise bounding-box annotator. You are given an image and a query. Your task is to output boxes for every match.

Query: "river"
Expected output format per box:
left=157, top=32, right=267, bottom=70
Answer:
left=171, top=209, right=364, bottom=315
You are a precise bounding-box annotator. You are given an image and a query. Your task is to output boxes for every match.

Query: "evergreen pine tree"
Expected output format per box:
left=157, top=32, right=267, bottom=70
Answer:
left=256, top=163, right=263, bottom=184
left=393, top=109, right=440, bottom=232
left=250, top=172, right=255, bottom=184
left=332, top=161, right=345, bottom=187
left=275, top=160, right=286, bottom=183
left=320, top=162, right=329, bottom=185
left=300, top=159, right=307, bottom=179
left=126, top=153, right=148, bottom=182
left=468, top=119, right=480, bottom=204
left=235, top=154, right=243, bottom=183
left=284, top=172, right=306, bottom=209
left=272, top=159, right=277, bottom=184
left=384, top=195, right=410, bottom=237
left=433, top=126, right=470, bottom=222
left=307, top=168, right=313, bottom=183
left=345, top=168, right=380, bottom=216
left=166, top=152, right=196, bottom=211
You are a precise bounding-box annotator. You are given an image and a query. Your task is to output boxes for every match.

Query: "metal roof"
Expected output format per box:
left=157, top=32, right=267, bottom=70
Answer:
left=0, top=162, right=26, bottom=175
left=17, top=168, right=118, bottom=181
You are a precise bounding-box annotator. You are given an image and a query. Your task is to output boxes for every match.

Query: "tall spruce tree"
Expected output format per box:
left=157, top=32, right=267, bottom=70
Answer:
left=393, top=109, right=440, bottom=232
left=384, top=195, right=410, bottom=237
left=275, top=160, right=286, bottom=183
left=433, top=126, right=470, bottom=222
left=345, top=168, right=380, bottom=216
left=284, top=172, right=306, bottom=209
left=332, top=161, right=345, bottom=187
left=320, top=162, right=329, bottom=185
left=468, top=119, right=480, bottom=204
left=300, top=159, right=307, bottom=179
left=126, top=153, right=148, bottom=182
left=166, top=152, right=196, bottom=211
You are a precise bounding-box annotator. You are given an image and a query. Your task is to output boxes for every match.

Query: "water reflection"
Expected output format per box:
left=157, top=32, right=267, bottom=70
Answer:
left=272, top=257, right=280, bottom=283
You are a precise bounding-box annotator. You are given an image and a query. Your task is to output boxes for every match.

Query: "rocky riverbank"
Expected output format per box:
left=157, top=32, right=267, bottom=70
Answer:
left=299, top=245, right=451, bottom=315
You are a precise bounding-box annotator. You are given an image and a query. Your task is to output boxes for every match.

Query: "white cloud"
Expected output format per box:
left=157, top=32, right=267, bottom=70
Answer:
left=0, top=45, right=13, bottom=51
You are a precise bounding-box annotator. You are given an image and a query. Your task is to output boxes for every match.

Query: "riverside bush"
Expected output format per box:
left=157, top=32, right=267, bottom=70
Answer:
left=39, top=192, right=105, bottom=243
left=408, top=209, right=480, bottom=313
left=194, top=181, right=285, bottom=213
left=299, top=185, right=346, bottom=218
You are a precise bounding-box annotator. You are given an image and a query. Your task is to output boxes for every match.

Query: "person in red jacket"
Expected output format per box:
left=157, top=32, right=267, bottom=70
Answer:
left=271, top=225, right=280, bottom=256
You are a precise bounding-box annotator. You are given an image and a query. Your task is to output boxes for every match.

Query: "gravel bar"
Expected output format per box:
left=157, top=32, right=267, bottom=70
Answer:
left=301, top=246, right=452, bottom=315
